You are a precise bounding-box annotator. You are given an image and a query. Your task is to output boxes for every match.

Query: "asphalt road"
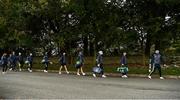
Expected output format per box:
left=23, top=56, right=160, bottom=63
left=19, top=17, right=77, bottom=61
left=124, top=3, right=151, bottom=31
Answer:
left=0, top=71, right=180, bottom=99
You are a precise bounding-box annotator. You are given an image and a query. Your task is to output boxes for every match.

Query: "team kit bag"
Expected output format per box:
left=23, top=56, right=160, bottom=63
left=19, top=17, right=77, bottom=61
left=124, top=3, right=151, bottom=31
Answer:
left=41, top=59, right=45, bottom=64
left=41, top=59, right=53, bottom=64
left=75, top=61, right=81, bottom=68
left=92, top=66, right=102, bottom=74
left=25, top=60, right=30, bottom=64
left=117, top=65, right=129, bottom=74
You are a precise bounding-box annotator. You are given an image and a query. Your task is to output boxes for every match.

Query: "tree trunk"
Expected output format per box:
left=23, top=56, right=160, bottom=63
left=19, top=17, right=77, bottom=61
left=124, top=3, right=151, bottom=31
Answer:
left=145, top=35, right=151, bottom=56
left=155, top=40, right=161, bottom=50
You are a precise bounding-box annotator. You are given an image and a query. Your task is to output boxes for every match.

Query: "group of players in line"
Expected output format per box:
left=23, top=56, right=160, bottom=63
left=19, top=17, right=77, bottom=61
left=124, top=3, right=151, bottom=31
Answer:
left=1, top=50, right=165, bottom=79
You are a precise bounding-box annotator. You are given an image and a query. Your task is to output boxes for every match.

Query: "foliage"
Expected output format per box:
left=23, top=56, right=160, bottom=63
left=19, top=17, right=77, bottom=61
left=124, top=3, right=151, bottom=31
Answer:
left=0, top=0, right=180, bottom=56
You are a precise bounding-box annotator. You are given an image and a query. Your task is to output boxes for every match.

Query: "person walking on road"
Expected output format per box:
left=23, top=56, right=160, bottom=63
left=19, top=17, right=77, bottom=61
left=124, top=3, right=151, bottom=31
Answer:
left=120, top=52, right=128, bottom=78
left=1, top=53, right=8, bottom=74
left=11, top=51, right=17, bottom=71
left=8, top=54, right=13, bottom=71
left=17, top=52, right=24, bottom=71
left=26, top=53, right=33, bottom=72
left=59, top=52, right=69, bottom=74
left=148, top=50, right=165, bottom=79
left=75, top=51, right=86, bottom=76
left=92, top=51, right=107, bottom=78
left=42, top=52, right=50, bottom=73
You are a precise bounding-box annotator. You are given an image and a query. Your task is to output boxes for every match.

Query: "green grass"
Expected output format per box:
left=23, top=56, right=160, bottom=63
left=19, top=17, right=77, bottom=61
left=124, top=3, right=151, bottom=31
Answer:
left=28, top=57, right=180, bottom=76
left=30, top=63, right=180, bottom=76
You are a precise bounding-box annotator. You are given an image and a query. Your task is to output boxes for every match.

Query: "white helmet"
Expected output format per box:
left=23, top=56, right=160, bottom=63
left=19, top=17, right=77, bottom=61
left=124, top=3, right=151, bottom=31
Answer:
left=12, top=51, right=15, bottom=55
left=123, top=52, right=127, bottom=56
left=19, top=52, right=21, bottom=55
left=99, top=51, right=103, bottom=55
left=30, top=53, right=33, bottom=56
left=155, top=50, right=160, bottom=54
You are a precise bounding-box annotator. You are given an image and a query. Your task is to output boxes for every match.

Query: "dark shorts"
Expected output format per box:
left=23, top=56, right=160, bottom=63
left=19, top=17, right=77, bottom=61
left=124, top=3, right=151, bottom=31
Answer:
left=75, top=63, right=83, bottom=69
left=154, top=64, right=161, bottom=67
left=61, top=63, right=66, bottom=66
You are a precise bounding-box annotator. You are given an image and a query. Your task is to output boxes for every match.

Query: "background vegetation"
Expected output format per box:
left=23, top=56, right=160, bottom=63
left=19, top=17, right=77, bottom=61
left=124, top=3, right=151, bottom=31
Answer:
left=0, top=0, right=180, bottom=69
